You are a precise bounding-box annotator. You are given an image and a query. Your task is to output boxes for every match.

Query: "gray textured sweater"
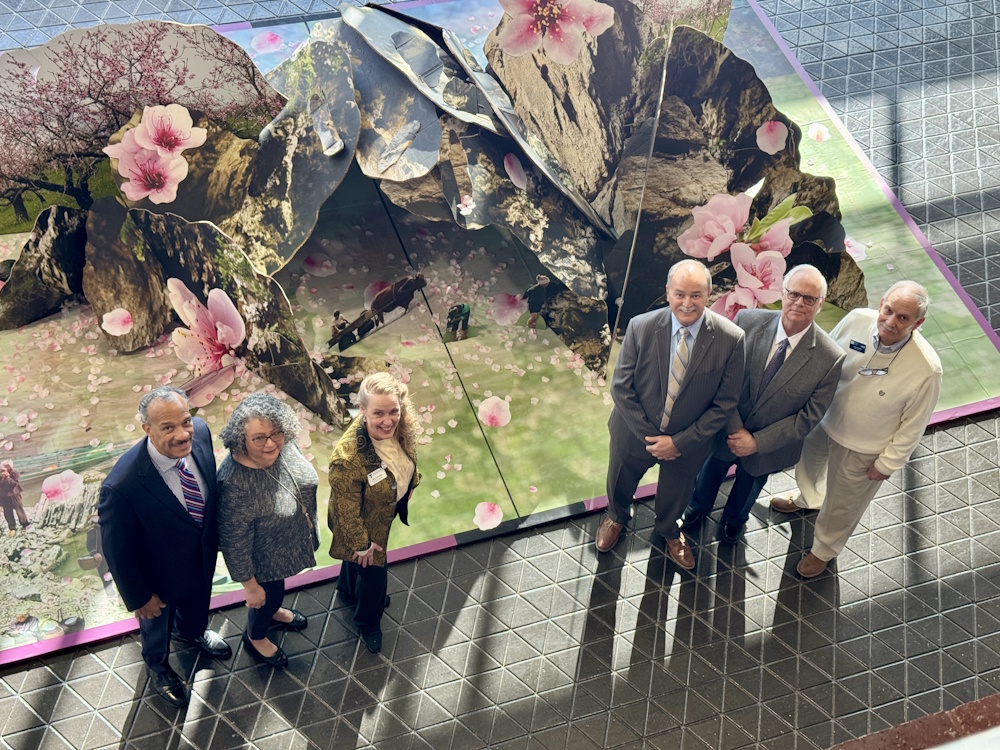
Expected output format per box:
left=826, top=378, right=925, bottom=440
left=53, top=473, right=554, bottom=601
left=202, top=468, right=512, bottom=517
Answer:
left=217, top=444, right=319, bottom=584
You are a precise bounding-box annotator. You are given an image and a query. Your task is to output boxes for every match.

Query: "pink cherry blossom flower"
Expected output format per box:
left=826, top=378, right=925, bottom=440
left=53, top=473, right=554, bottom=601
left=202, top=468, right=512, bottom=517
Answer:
left=492, top=293, right=527, bottom=326
left=498, top=0, right=615, bottom=66
left=807, top=123, right=831, bottom=142
left=677, top=193, right=752, bottom=261
left=710, top=285, right=757, bottom=320
left=504, top=153, right=527, bottom=190
left=730, top=243, right=786, bottom=305
left=473, top=501, right=503, bottom=530
left=114, top=143, right=189, bottom=204
left=42, top=469, right=84, bottom=502
left=844, top=236, right=867, bottom=261
left=133, top=104, right=207, bottom=158
left=167, top=279, right=246, bottom=405
left=752, top=218, right=793, bottom=257
left=458, top=195, right=476, bottom=216
left=251, top=31, right=286, bottom=54
left=478, top=395, right=511, bottom=427
left=101, top=308, right=134, bottom=336
left=756, top=120, right=789, bottom=155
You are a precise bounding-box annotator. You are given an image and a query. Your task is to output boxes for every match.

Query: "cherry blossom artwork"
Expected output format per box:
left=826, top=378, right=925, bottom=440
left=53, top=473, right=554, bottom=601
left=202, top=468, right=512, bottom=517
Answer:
left=496, top=0, right=615, bottom=66
left=473, top=501, right=504, bottom=530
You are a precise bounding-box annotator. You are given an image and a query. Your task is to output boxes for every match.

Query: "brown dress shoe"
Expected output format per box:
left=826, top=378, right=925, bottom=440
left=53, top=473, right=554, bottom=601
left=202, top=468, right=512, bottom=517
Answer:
left=769, top=492, right=804, bottom=513
left=595, top=515, right=625, bottom=552
left=666, top=533, right=695, bottom=570
left=797, top=552, right=828, bottom=578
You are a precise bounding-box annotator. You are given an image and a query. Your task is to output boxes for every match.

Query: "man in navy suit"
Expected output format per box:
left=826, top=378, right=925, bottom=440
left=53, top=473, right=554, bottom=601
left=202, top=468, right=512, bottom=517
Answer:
left=681, top=265, right=846, bottom=543
left=99, top=386, right=231, bottom=709
left=597, top=260, right=745, bottom=570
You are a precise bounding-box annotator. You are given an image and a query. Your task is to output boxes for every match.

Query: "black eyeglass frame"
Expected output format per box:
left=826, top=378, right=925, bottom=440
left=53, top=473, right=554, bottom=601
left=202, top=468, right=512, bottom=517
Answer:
left=782, top=288, right=821, bottom=306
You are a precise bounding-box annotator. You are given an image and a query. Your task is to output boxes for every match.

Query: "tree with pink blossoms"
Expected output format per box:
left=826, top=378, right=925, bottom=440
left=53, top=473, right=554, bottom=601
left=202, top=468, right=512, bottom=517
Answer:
left=0, top=22, right=283, bottom=225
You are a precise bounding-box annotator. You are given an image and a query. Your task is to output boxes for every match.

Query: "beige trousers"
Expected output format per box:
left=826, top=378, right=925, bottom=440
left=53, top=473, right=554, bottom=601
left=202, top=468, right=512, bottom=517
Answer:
left=794, top=426, right=882, bottom=561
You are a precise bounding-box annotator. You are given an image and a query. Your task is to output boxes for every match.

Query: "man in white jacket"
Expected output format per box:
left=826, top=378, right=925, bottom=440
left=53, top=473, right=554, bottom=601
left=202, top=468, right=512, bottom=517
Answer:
left=772, top=280, right=942, bottom=577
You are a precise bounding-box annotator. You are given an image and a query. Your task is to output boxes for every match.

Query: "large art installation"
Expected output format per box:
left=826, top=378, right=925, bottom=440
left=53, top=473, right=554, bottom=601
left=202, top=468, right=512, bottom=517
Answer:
left=0, top=0, right=996, bottom=663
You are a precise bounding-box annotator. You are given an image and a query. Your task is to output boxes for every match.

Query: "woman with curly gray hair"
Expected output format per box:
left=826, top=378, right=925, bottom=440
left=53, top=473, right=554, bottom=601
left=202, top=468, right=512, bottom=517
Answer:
left=217, top=392, right=319, bottom=668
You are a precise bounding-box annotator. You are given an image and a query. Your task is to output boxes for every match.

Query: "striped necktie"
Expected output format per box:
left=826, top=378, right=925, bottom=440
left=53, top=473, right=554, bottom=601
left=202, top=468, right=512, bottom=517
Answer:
left=660, top=327, right=689, bottom=431
left=175, top=457, right=205, bottom=526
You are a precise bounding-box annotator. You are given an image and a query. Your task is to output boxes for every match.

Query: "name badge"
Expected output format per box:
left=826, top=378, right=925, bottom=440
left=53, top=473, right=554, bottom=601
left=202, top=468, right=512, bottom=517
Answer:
left=849, top=340, right=866, bottom=353
left=367, top=467, right=387, bottom=486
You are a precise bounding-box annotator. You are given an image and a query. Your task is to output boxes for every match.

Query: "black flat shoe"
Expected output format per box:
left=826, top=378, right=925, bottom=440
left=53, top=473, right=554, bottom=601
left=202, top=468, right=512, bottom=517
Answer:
left=172, top=629, right=232, bottom=660
left=149, top=667, right=188, bottom=709
left=242, top=633, right=288, bottom=667
left=720, top=522, right=743, bottom=545
left=270, top=609, right=307, bottom=631
left=361, top=630, right=382, bottom=653
left=680, top=511, right=705, bottom=530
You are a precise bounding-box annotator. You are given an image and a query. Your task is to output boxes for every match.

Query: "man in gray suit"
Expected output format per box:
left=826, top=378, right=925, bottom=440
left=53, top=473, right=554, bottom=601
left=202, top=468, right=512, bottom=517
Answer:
left=596, top=259, right=745, bottom=570
left=680, top=265, right=846, bottom=544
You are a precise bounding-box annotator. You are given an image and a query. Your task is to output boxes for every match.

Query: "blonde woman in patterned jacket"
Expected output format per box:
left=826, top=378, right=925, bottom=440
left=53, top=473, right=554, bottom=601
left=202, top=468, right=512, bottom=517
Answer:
left=328, top=372, right=420, bottom=654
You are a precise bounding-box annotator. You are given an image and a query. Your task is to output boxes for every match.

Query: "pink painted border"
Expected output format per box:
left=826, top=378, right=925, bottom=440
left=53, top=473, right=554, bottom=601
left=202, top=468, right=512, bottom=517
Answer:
left=4, top=4, right=995, bottom=669
left=745, top=0, right=1000, bottom=392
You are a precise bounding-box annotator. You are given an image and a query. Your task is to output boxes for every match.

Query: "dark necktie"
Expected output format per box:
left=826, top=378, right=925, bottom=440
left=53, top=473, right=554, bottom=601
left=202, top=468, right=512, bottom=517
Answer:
left=757, top=338, right=789, bottom=399
left=175, top=457, right=205, bottom=526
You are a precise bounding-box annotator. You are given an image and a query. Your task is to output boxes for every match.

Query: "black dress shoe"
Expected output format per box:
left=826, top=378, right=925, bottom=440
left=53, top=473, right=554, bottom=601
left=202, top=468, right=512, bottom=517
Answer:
left=680, top=510, right=705, bottom=530
left=242, top=633, right=288, bottom=667
left=149, top=667, right=188, bottom=709
left=270, top=609, right=307, bottom=631
left=173, top=629, right=232, bottom=660
left=361, top=630, right=382, bottom=653
left=719, top=522, right=743, bottom=545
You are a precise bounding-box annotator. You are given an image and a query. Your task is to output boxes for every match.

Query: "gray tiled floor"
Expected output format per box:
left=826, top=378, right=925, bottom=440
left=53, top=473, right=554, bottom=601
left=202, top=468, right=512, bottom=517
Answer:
left=3, top=0, right=1000, bottom=749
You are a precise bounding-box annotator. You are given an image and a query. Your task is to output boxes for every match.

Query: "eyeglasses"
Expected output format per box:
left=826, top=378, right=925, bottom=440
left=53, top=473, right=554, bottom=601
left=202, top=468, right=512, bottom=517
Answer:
left=783, top=289, right=821, bottom=306
left=249, top=431, right=285, bottom=447
left=858, top=366, right=890, bottom=377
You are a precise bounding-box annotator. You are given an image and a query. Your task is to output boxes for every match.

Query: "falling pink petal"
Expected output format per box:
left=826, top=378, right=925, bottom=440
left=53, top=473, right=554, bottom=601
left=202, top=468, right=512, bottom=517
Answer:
left=473, top=501, right=503, bottom=530
left=491, top=293, right=527, bottom=326
left=478, top=395, right=511, bottom=427
left=251, top=31, right=286, bottom=54
left=504, top=153, right=527, bottom=190
left=364, top=281, right=393, bottom=309
left=756, top=121, right=789, bottom=155
left=303, top=253, right=336, bottom=277
left=101, top=308, right=134, bottom=336
left=41, top=469, right=84, bottom=502
left=458, top=195, right=476, bottom=216
left=807, top=123, right=831, bottom=142
left=844, top=236, right=867, bottom=261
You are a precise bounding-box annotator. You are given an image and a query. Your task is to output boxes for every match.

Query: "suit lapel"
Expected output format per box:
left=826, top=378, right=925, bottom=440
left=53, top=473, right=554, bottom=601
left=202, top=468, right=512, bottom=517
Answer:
left=655, top=309, right=673, bottom=408
left=683, top=313, right=714, bottom=388
left=136, top=438, right=200, bottom=526
left=756, top=321, right=817, bottom=406
left=749, top=315, right=780, bottom=398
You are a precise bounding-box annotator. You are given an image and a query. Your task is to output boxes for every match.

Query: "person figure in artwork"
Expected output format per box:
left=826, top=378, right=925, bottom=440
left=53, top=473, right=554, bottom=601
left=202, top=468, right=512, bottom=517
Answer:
left=328, top=372, right=420, bottom=653
left=521, top=274, right=551, bottom=329
left=99, top=386, right=231, bottom=709
left=331, top=310, right=349, bottom=334
left=680, top=264, right=846, bottom=544
left=596, top=259, right=745, bottom=571
left=0, top=460, right=29, bottom=536
left=446, top=302, right=471, bottom=341
left=217, top=392, right=320, bottom=669
left=769, top=280, right=943, bottom=578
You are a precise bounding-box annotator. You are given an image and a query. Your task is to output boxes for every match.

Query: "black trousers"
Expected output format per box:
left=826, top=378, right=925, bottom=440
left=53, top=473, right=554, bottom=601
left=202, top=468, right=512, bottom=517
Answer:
left=138, top=587, right=210, bottom=675
left=246, top=578, right=285, bottom=640
left=338, top=561, right=387, bottom=635
left=606, top=426, right=708, bottom=539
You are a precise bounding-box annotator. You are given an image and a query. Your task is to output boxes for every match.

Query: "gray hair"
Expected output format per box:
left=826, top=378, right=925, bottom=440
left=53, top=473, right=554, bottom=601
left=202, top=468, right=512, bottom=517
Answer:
left=138, top=386, right=190, bottom=424
left=219, top=392, right=300, bottom=456
left=666, top=259, right=713, bottom=291
left=783, top=264, right=828, bottom=298
left=884, top=280, right=930, bottom=319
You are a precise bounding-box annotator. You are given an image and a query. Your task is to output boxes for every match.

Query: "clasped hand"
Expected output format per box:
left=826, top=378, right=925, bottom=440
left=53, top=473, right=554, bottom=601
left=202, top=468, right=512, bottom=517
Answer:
left=645, top=435, right=680, bottom=461
left=726, top=429, right=758, bottom=457
left=352, top=541, right=384, bottom=568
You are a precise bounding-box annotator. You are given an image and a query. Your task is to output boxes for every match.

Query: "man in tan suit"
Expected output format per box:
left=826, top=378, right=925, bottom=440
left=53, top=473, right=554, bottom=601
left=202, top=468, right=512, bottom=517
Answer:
left=596, top=259, right=745, bottom=570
